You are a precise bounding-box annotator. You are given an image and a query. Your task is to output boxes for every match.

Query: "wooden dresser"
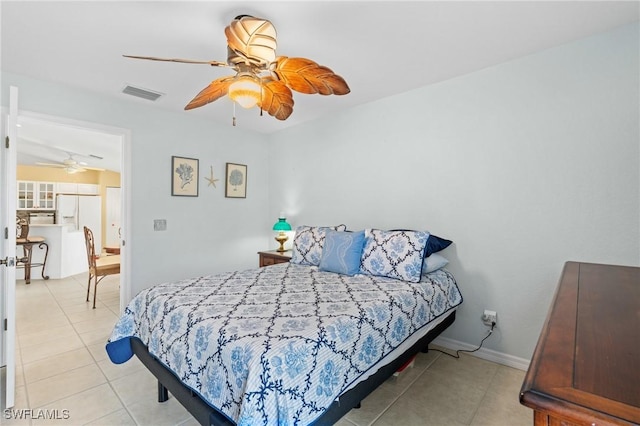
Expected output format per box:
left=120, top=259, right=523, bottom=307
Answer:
left=520, top=261, right=640, bottom=426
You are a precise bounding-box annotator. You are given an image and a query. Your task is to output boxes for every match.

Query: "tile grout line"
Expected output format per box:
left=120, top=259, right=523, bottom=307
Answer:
left=60, top=275, right=136, bottom=425
left=366, top=350, right=443, bottom=426
left=464, top=359, right=501, bottom=426
left=70, top=274, right=142, bottom=426
left=16, top=275, right=133, bottom=425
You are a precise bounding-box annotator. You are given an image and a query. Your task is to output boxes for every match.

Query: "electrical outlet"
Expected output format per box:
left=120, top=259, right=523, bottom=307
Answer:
left=482, top=310, right=497, bottom=326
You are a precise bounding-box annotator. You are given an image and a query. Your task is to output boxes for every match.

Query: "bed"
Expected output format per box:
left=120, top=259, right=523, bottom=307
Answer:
left=107, top=228, right=462, bottom=425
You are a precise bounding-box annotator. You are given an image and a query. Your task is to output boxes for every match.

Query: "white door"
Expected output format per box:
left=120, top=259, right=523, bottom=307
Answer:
left=106, top=187, right=121, bottom=247
left=1, top=86, right=19, bottom=408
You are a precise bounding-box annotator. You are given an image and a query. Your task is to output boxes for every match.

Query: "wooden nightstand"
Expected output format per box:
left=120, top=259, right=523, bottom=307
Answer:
left=258, top=250, right=292, bottom=267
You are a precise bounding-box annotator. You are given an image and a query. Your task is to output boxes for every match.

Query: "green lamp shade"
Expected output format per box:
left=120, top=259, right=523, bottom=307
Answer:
left=273, top=218, right=292, bottom=231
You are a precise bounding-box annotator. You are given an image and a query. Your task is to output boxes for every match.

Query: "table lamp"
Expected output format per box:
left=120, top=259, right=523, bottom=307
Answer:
left=272, top=215, right=292, bottom=252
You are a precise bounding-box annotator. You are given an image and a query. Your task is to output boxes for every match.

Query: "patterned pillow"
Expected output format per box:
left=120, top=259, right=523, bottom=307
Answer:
left=291, top=224, right=347, bottom=265
left=391, top=229, right=452, bottom=257
left=359, top=229, right=430, bottom=282
left=319, top=230, right=366, bottom=276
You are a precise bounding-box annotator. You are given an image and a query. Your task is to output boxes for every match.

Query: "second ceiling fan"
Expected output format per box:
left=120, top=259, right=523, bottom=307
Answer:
left=37, top=154, right=105, bottom=174
left=124, top=15, right=350, bottom=122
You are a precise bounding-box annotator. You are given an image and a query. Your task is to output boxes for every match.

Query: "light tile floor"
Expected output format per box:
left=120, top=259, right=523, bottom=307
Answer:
left=3, top=274, right=533, bottom=425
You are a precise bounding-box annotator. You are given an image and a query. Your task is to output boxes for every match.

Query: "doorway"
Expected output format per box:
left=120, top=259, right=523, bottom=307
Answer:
left=15, top=110, right=130, bottom=311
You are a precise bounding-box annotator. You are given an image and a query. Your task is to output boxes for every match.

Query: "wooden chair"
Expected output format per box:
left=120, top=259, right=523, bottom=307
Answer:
left=84, top=226, right=120, bottom=308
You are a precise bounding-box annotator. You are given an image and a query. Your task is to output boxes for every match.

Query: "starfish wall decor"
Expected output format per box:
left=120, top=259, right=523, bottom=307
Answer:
left=205, top=165, right=219, bottom=188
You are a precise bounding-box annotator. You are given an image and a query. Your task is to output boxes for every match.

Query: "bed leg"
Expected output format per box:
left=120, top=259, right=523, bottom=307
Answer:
left=158, top=381, right=169, bottom=403
left=421, top=346, right=429, bottom=353
left=354, top=402, right=361, bottom=409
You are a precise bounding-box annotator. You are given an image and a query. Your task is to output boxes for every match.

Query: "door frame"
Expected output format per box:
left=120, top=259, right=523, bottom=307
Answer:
left=1, top=86, right=19, bottom=409
left=15, top=110, right=132, bottom=311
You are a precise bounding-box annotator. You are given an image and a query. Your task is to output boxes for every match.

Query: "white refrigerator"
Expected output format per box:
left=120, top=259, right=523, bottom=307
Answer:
left=56, top=194, right=102, bottom=250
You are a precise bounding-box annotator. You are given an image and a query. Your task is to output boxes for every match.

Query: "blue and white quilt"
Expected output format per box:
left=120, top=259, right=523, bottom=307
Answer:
left=106, top=263, right=463, bottom=425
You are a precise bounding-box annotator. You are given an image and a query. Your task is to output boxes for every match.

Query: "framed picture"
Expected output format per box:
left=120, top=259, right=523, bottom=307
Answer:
left=225, top=163, right=247, bottom=198
left=171, top=156, right=199, bottom=197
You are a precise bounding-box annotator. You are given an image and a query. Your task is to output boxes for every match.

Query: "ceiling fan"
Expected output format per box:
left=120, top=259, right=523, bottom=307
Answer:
left=36, top=155, right=105, bottom=174
left=124, top=15, right=350, bottom=123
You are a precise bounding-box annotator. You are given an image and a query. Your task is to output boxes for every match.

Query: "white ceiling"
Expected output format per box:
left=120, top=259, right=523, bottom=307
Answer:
left=16, top=115, right=123, bottom=174
left=2, top=1, right=638, bottom=171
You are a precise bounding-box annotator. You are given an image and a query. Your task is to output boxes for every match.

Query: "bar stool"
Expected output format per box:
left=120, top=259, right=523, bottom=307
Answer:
left=15, top=216, right=50, bottom=284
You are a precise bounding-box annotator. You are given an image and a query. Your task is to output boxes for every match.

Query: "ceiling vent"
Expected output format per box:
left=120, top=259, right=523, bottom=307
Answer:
left=122, top=84, right=163, bottom=101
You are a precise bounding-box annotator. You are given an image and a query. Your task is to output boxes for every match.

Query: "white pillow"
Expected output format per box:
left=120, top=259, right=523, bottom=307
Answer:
left=422, top=253, right=449, bottom=274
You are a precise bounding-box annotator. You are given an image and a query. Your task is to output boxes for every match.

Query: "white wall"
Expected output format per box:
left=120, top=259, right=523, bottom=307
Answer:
left=1, top=72, right=272, bottom=296
left=268, top=23, right=640, bottom=361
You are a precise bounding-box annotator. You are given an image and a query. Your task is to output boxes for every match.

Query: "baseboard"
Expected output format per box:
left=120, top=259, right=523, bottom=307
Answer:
left=431, top=336, right=530, bottom=371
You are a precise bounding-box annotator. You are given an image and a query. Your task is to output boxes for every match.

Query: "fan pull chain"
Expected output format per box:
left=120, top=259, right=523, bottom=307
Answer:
left=232, top=102, right=236, bottom=126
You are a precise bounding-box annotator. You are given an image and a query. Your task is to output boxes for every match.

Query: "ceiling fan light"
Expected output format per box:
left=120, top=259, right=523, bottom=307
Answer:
left=228, top=75, right=261, bottom=109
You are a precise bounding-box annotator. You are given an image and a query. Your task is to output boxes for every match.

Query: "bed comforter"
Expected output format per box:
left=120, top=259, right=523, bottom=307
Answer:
left=106, top=263, right=462, bottom=425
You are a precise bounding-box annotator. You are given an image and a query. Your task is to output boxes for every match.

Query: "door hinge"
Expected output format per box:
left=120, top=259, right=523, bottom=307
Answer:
left=4, top=318, right=7, bottom=331
left=4, top=227, right=8, bottom=239
left=5, top=136, right=9, bottom=148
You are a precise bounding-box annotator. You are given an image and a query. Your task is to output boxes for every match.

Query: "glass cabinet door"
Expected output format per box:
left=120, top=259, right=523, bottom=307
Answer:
left=38, top=182, right=55, bottom=209
left=17, top=181, right=35, bottom=209
left=17, top=181, right=56, bottom=209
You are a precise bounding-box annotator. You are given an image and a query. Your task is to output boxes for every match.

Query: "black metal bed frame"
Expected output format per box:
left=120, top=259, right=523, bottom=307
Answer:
left=131, top=310, right=456, bottom=426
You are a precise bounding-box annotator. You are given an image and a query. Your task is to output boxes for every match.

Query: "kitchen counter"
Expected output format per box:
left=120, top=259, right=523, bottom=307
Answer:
left=16, top=224, right=88, bottom=280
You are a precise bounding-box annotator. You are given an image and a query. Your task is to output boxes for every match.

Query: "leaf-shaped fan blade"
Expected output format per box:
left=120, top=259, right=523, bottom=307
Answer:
left=271, top=56, right=350, bottom=96
left=184, top=76, right=235, bottom=110
left=225, top=16, right=277, bottom=67
left=123, top=55, right=228, bottom=67
left=258, top=77, right=294, bottom=121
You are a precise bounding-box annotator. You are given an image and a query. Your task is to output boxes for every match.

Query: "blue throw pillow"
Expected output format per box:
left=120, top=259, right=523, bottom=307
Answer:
left=319, top=230, right=366, bottom=276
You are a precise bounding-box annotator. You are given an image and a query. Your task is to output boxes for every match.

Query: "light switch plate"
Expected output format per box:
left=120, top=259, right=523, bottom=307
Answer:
left=154, top=219, right=167, bottom=231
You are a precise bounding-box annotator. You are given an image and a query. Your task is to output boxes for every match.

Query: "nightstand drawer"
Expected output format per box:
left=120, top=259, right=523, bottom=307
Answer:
left=258, top=250, right=292, bottom=267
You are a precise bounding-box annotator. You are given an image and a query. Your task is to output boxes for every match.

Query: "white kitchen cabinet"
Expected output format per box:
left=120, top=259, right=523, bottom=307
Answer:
left=55, top=182, right=99, bottom=195
left=77, top=183, right=99, bottom=195
left=55, top=182, right=78, bottom=194
left=17, top=180, right=56, bottom=210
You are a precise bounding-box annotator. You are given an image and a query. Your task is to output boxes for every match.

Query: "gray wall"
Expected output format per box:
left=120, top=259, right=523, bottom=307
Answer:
left=267, top=23, right=640, bottom=361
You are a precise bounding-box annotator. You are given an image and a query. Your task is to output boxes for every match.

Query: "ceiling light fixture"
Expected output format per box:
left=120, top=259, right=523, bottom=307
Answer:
left=228, top=72, right=261, bottom=109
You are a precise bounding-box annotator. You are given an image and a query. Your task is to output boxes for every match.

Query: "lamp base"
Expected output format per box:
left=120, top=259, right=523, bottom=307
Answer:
left=275, top=233, right=288, bottom=253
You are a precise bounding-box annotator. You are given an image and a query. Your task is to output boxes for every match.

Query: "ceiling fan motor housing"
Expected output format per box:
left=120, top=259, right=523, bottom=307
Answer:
left=225, top=15, right=277, bottom=68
